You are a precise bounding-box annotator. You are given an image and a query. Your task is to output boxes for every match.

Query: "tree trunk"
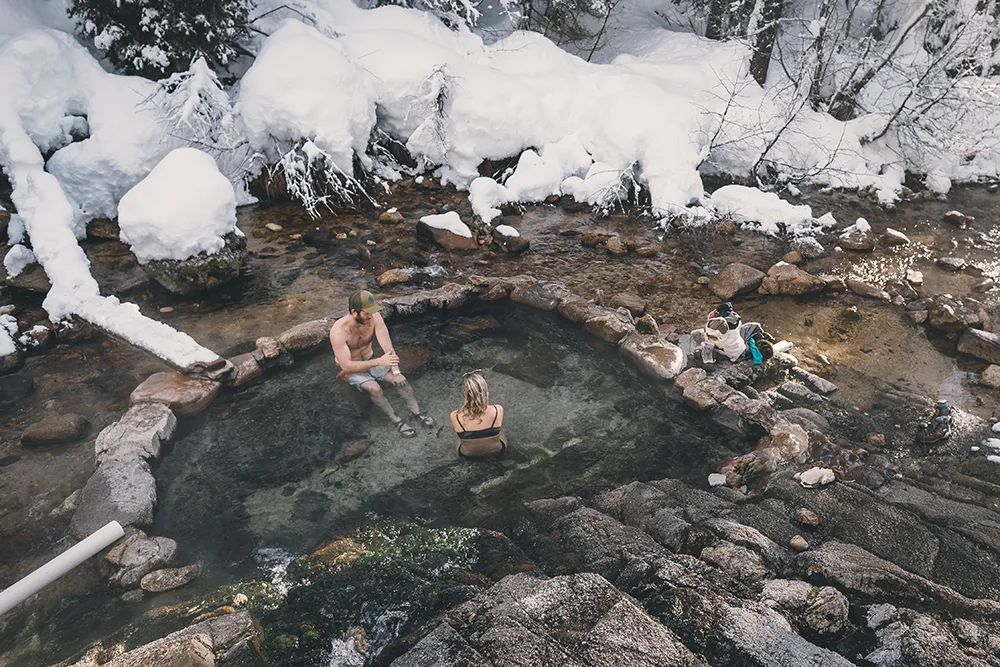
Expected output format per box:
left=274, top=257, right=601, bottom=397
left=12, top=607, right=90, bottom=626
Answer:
left=706, top=0, right=727, bottom=40
left=749, top=0, right=784, bottom=85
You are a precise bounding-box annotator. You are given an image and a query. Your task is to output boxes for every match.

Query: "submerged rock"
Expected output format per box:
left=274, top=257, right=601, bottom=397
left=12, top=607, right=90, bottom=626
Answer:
left=140, top=563, right=202, bottom=593
left=143, top=232, right=247, bottom=295
left=20, top=413, right=90, bottom=447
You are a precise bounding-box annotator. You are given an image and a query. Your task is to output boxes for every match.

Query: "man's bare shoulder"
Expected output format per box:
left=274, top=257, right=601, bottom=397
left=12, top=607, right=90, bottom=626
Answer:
left=330, top=314, right=353, bottom=340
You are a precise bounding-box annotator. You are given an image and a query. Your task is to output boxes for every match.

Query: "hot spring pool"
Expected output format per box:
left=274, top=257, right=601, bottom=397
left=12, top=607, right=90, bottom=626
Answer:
left=154, top=301, right=736, bottom=575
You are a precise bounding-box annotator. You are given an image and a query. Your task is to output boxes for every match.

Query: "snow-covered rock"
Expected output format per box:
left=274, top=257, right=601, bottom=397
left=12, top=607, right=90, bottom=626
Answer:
left=416, top=212, right=477, bottom=250
left=118, top=148, right=238, bottom=264
left=839, top=218, right=875, bottom=252
left=710, top=186, right=814, bottom=235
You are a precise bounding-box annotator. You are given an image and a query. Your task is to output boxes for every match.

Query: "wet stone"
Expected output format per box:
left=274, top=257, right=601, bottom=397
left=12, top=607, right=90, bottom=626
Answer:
left=557, top=299, right=603, bottom=324
left=881, top=228, right=910, bottom=246
left=143, top=232, right=247, bottom=295
left=635, top=313, right=658, bottom=335
left=794, top=508, right=821, bottom=527
left=958, top=328, right=1000, bottom=365
left=790, top=236, right=826, bottom=259
left=95, top=402, right=176, bottom=465
left=230, top=352, right=263, bottom=387
left=683, top=378, right=735, bottom=411
left=675, top=367, right=706, bottom=390
left=937, top=257, right=967, bottom=271
left=790, top=368, right=838, bottom=394
left=608, top=292, right=646, bottom=317
left=846, top=279, right=889, bottom=301
left=509, top=282, right=566, bottom=311
left=379, top=210, right=405, bottom=224
left=102, top=633, right=214, bottom=667
left=759, top=263, right=826, bottom=296
left=619, top=334, right=685, bottom=382
left=121, top=589, right=144, bottom=603
left=979, top=365, right=1000, bottom=388
left=777, top=381, right=824, bottom=404
left=277, top=319, right=332, bottom=353
left=709, top=262, right=766, bottom=300
left=605, top=235, right=627, bottom=256
left=114, top=536, right=180, bottom=588
left=71, top=458, right=158, bottom=539
left=780, top=407, right=830, bottom=433
left=140, top=563, right=202, bottom=593
left=130, top=371, right=221, bottom=417
left=0, top=347, right=24, bottom=374
left=20, top=413, right=90, bottom=447
left=377, top=268, right=409, bottom=286
left=585, top=310, right=634, bottom=344
left=255, top=336, right=282, bottom=359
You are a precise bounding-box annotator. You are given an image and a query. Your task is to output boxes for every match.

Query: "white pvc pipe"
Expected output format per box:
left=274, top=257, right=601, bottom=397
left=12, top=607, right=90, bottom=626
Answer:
left=0, top=520, right=125, bottom=617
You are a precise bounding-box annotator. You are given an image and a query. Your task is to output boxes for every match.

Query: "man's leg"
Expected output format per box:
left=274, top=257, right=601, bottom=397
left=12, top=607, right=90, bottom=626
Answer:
left=386, top=374, right=434, bottom=427
left=360, top=380, right=399, bottom=423
left=390, top=377, right=421, bottom=416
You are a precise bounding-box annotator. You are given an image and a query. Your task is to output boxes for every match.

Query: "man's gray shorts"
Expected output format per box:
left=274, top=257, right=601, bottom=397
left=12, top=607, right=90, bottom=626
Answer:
left=347, top=366, right=398, bottom=391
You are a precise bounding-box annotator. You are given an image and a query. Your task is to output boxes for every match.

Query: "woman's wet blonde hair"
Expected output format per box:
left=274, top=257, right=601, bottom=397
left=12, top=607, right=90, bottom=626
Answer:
left=461, top=371, right=489, bottom=418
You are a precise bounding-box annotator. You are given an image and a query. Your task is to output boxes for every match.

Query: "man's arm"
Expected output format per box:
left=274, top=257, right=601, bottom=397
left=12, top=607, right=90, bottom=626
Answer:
left=372, top=314, right=398, bottom=371
left=330, top=324, right=395, bottom=374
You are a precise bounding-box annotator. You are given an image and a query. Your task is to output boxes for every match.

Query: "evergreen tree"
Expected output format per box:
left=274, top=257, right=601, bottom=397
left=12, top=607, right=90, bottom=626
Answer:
left=69, top=0, right=253, bottom=79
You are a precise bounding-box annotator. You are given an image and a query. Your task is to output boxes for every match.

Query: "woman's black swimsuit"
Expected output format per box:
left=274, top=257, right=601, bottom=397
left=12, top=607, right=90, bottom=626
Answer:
left=456, top=406, right=507, bottom=457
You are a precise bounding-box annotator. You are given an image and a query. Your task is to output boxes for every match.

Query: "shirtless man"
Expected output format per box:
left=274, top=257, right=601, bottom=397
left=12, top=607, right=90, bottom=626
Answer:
left=330, top=290, right=435, bottom=437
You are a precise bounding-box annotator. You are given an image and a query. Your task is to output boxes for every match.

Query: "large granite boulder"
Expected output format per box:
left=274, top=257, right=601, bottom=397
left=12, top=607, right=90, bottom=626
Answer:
left=143, top=232, right=247, bottom=295
left=393, top=572, right=705, bottom=667
left=759, top=263, right=826, bottom=296
left=709, top=262, right=766, bottom=300
left=70, top=458, right=157, bottom=538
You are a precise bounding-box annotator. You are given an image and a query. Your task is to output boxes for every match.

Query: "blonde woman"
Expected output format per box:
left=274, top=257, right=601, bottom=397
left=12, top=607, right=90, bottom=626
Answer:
left=450, top=371, right=507, bottom=458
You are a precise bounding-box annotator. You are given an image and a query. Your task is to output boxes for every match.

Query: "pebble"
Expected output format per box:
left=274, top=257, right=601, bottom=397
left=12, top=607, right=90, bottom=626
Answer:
left=707, top=473, right=728, bottom=487
left=794, top=508, right=821, bottom=527
left=795, top=466, right=836, bottom=488
left=265, top=223, right=283, bottom=232
left=336, top=232, right=348, bottom=240
left=158, top=306, right=174, bottom=313
left=697, top=276, right=711, bottom=285
left=789, top=535, right=810, bottom=552
left=992, top=422, right=1000, bottom=433
left=290, top=234, right=302, bottom=240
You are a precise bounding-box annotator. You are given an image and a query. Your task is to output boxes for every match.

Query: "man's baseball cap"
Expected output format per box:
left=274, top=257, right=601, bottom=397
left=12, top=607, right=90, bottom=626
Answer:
left=349, top=290, right=382, bottom=314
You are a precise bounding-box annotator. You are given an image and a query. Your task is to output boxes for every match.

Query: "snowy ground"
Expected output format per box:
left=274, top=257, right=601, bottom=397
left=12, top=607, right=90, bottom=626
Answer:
left=0, top=0, right=997, bottom=366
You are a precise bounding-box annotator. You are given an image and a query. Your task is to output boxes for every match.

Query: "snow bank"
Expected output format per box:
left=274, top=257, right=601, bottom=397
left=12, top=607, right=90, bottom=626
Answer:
left=237, top=20, right=377, bottom=174
left=0, top=29, right=218, bottom=367
left=709, top=185, right=815, bottom=235
left=419, top=211, right=472, bottom=237
left=118, top=148, right=238, bottom=263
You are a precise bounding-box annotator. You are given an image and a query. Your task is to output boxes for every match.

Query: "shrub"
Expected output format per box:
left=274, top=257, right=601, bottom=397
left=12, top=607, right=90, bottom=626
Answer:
left=68, top=0, right=252, bottom=78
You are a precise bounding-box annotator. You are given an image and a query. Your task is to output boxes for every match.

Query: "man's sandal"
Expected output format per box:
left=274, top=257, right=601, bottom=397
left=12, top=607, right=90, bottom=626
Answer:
left=415, top=413, right=436, bottom=428
left=395, top=420, right=416, bottom=438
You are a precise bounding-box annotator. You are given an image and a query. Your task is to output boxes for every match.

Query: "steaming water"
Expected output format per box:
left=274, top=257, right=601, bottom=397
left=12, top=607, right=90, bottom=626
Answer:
left=154, top=302, right=734, bottom=578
